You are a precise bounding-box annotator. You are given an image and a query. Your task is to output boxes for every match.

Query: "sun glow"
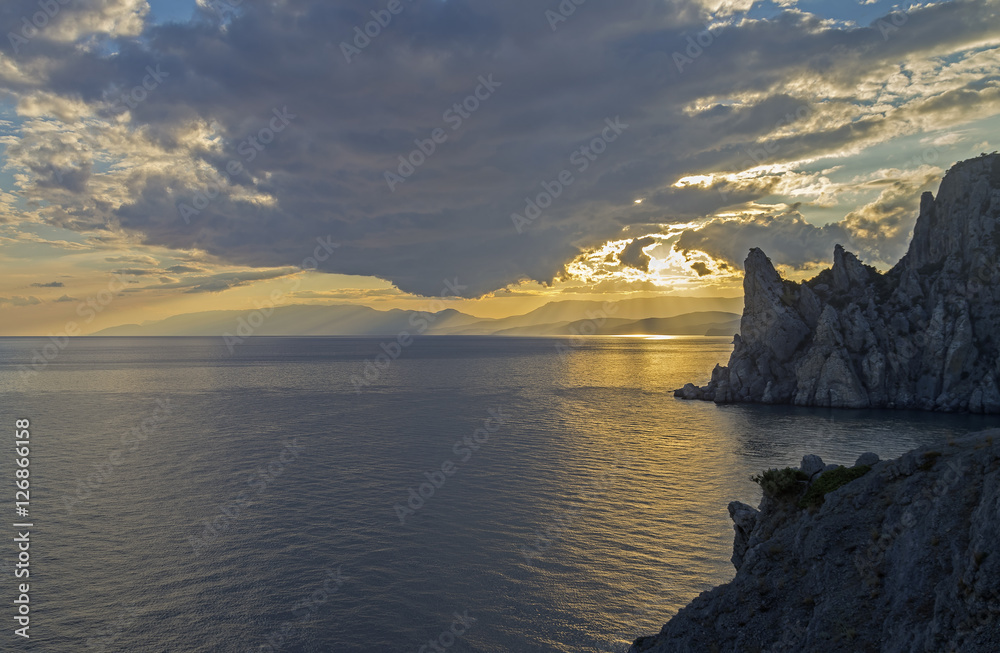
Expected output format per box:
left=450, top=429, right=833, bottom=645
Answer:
left=561, top=226, right=743, bottom=293
left=673, top=174, right=715, bottom=188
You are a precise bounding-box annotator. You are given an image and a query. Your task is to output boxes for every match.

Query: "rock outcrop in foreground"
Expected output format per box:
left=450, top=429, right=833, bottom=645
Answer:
left=677, top=154, right=1000, bottom=412
left=629, top=431, right=1000, bottom=653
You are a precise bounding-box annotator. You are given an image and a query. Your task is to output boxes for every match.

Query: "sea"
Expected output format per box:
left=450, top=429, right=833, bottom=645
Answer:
left=1, top=336, right=997, bottom=652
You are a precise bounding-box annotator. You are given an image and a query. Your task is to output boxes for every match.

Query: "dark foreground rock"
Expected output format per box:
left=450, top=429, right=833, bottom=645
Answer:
left=677, top=154, right=1000, bottom=413
left=628, top=430, right=1000, bottom=653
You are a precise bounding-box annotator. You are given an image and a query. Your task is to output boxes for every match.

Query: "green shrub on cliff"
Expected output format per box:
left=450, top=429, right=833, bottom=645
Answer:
left=799, top=465, right=871, bottom=509
left=751, top=467, right=808, bottom=500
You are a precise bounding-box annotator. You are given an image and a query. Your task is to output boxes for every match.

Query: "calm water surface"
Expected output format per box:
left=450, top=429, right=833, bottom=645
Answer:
left=1, top=336, right=997, bottom=652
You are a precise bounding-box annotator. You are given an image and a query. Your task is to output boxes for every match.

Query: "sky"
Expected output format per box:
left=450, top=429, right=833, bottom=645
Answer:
left=0, top=0, right=998, bottom=335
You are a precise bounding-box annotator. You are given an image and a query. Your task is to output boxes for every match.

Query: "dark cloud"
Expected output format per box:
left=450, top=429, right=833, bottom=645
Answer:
left=54, top=295, right=79, bottom=302
left=165, top=265, right=206, bottom=273
left=106, top=255, right=159, bottom=264
left=133, top=269, right=298, bottom=293
left=619, top=237, right=660, bottom=272
left=180, top=270, right=294, bottom=293
left=114, top=268, right=159, bottom=276
left=0, top=296, right=41, bottom=306
left=30, top=281, right=64, bottom=287
left=2, top=0, right=999, bottom=295
left=690, top=261, right=712, bottom=276
left=291, top=288, right=402, bottom=300
left=675, top=210, right=853, bottom=270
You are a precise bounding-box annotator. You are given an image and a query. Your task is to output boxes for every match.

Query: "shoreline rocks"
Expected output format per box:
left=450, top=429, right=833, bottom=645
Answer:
left=629, top=430, right=1000, bottom=652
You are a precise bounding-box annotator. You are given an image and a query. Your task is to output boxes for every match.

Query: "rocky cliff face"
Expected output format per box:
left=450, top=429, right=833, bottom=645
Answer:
left=629, top=430, right=1000, bottom=653
left=676, top=154, right=1000, bottom=412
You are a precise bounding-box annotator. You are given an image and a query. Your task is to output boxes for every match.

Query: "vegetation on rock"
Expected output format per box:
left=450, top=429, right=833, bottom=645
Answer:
left=751, top=467, right=808, bottom=500
left=798, top=465, right=871, bottom=509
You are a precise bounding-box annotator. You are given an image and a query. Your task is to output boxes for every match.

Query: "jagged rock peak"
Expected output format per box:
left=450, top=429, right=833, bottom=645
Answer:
left=831, top=243, right=869, bottom=292
left=899, top=153, right=1000, bottom=274
left=675, top=154, right=1000, bottom=413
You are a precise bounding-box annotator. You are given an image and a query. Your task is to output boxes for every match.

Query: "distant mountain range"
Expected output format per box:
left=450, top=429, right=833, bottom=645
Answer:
left=489, top=312, right=741, bottom=337
left=92, top=295, right=742, bottom=337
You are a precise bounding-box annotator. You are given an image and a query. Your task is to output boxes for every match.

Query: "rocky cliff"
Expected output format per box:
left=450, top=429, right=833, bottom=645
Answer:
left=676, top=154, right=1000, bottom=412
left=629, top=430, right=1000, bottom=653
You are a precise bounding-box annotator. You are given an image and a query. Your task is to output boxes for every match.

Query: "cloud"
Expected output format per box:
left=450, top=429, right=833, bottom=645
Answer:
left=30, top=281, right=64, bottom=287
left=54, top=294, right=78, bottom=302
left=179, top=270, right=297, bottom=293
left=618, top=237, right=660, bottom=272
left=0, top=296, right=41, bottom=306
left=690, top=261, right=713, bottom=276
left=841, top=166, right=943, bottom=263
left=0, top=0, right=998, bottom=297
left=673, top=162, right=946, bottom=269
left=113, top=268, right=160, bottom=276
left=0, top=230, right=91, bottom=250
left=106, top=255, right=160, bottom=265
left=675, top=210, right=853, bottom=270
left=556, top=278, right=670, bottom=294
left=165, top=265, right=206, bottom=273
left=128, top=268, right=299, bottom=293
left=3, top=0, right=148, bottom=47
left=290, top=288, right=404, bottom=300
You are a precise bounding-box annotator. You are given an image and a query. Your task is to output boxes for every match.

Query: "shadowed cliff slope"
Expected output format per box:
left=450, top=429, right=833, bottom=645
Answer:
left=629, top=431, right=1000, bottom=653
